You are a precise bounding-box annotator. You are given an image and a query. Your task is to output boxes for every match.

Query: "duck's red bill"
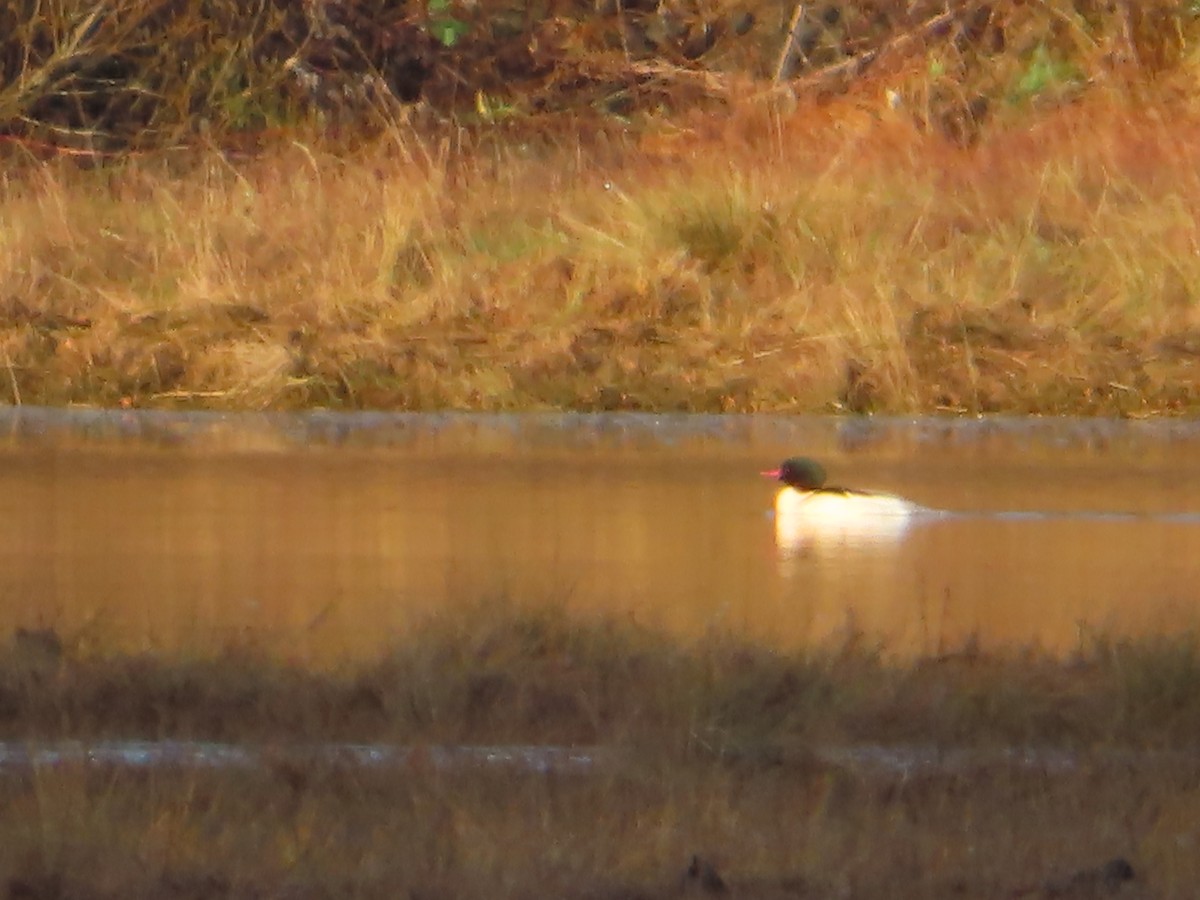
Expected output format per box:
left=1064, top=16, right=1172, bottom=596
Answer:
left=760, top=469, right=781, bottom=478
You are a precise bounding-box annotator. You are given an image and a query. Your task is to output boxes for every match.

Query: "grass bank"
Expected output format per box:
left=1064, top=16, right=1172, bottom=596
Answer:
left=1, top=609, right=1199, bottom=896
left=1, top=88, right=1199, bottom=415
left=9, top=607, right=1200, bottom=748
left=2, top=1, right=1199, bottom=415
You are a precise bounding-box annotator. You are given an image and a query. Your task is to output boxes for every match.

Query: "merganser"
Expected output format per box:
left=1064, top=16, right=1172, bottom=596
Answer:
left=761, top=457, right=920, bottom=550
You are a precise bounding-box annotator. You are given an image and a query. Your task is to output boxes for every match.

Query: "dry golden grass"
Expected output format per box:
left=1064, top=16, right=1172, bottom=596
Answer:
left=7, top=605, right=1200, bottom=751
left=2, top=82, right=1200, bottom=414
left=1, top=609, right=1200, bottom=897
left=0, top=759, right=1179, bottom=899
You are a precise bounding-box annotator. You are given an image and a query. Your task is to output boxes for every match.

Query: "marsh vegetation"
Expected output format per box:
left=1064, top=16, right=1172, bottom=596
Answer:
left=1, top=0, right=1197, bottom=414
left=1, top=610, right=1198, bottom=897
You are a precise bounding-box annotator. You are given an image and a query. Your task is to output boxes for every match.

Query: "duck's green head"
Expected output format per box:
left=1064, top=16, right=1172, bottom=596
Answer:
left=763, top=457, right=827, bottom=490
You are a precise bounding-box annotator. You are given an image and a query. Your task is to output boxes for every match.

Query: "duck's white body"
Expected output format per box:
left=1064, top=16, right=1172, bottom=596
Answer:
left=774, top=486, right=920, bottom=551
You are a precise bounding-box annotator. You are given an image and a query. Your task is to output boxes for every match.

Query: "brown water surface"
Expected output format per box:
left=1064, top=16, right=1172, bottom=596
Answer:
left=3, top=411, right=1199, bottom=662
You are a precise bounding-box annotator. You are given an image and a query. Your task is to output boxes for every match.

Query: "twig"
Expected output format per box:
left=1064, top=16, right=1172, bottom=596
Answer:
left=786, top=5, right=972, bottom=92
left=774, top=4, right=808, bottom=84
left=616, top=0, right=631, bottom=63
left=623, top=59, right=733, bottom=94
left=614, top=3, right=987, bottom=104
left=151, top=390, right=232, bottom=399
left=3, top=353, right=20, bottom=406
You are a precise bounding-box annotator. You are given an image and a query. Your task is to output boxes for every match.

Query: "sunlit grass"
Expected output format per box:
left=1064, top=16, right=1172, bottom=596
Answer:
left=1, top=87, right=1199, bottom=413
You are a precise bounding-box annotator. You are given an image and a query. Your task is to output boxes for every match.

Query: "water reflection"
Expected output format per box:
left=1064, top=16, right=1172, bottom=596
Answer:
left=0, top=738, right=1190, bottom=777
left=1, top=409, right=1199, bottom=660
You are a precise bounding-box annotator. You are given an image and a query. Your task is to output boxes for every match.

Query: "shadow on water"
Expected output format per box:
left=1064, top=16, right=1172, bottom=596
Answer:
left=2, top=407, right=1200, bottom=660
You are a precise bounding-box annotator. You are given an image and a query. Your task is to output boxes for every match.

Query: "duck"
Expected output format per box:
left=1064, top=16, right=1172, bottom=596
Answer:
left=761, top=457, right=920, bottom=549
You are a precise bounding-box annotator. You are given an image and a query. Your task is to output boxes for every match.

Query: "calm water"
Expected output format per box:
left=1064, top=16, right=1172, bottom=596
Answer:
left=2, top=409, right=1200, bottom=661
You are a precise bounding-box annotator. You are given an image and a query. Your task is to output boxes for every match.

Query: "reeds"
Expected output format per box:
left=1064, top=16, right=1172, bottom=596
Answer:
left=1, top=610, right=1199, bottom=897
